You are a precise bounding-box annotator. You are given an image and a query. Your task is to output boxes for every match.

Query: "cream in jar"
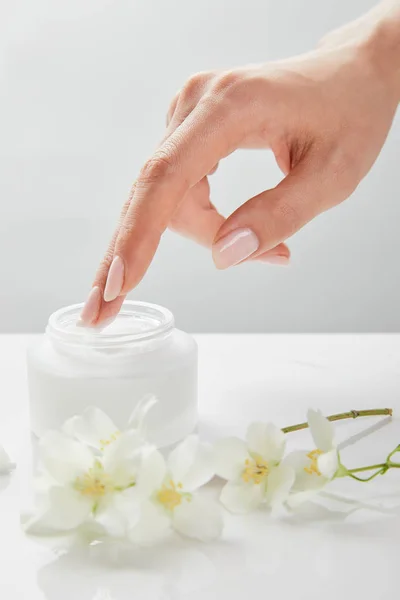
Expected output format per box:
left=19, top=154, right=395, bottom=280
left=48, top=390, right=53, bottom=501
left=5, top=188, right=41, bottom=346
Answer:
left=27, top=301, right=198, bottom=447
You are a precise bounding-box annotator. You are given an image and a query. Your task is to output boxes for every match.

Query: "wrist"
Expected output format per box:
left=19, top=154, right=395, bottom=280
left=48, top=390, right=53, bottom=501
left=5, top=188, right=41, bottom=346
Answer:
left=361, top=3, right=400, bottom=101
left=318, top=1, right=400, bottom=102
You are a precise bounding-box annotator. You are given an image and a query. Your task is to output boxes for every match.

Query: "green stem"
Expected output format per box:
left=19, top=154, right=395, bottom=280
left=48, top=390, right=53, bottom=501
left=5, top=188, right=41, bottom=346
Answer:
left=282, top=408, right=393, bottom=435
left=346, top=469, right=387, bottom=483
left=348, top=463, right=388, bottom=474
left=387, top=445, right=400, bottom=464
left=344, top=450, right=400, bottom=482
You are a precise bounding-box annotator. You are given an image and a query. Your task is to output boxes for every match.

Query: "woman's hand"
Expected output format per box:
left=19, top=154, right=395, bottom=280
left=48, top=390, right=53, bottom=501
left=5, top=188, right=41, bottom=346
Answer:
left=80, top=1, right=400, bottom=326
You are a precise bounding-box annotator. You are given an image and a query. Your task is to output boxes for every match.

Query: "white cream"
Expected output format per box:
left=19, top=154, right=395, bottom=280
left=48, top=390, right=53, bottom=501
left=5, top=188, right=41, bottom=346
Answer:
left=27, top=301, right=198, bottom=447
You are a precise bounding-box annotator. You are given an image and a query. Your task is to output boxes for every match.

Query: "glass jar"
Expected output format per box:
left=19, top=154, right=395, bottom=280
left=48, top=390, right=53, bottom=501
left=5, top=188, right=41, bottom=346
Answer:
left=27, top=301, right=198, bottom=447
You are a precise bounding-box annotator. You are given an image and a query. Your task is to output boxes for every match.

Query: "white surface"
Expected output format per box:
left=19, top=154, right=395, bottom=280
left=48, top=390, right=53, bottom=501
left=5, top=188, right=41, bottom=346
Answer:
left=1, top=0, right=400, bottom=333
left=1, top=334, right=400, bottom=599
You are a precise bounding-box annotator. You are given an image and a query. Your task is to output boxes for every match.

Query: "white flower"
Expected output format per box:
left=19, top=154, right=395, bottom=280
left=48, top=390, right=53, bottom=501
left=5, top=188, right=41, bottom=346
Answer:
left=24, top=428, right=153, bottom=537
left=63, top=394, right=157, bottom=451
left=0, top=442, right=15, bottom=475
left=214, top=423, right=295, bottom=514
left=284, top=409, right=339, bottom=506
left=128, top=435, right=223, bottom=545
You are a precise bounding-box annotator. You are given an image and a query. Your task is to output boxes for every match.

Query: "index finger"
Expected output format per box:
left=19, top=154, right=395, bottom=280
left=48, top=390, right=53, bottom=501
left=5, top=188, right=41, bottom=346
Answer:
left=102, top=99, right=240, bottom=303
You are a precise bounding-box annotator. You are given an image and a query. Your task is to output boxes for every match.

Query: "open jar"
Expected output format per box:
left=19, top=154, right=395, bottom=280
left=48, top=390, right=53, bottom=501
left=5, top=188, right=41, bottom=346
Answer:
left=27, top=301, right=198, bottom=447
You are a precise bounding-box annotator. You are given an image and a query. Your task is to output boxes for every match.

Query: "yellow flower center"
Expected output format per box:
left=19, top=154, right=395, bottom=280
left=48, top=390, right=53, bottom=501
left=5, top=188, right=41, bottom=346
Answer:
left=157, top=480, right=189, bottom=511
left=304, top=449, right=323, bottom=476
left=74, top=461, right=113, bottom=498
left=99, top=431, right=121, bottom=451
left=242, top=454, right=269, bottom=484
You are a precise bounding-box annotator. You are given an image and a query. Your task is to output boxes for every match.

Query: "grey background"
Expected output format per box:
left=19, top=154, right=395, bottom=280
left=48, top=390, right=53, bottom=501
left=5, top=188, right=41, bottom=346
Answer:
left=0, top=0, right=398, bottom=333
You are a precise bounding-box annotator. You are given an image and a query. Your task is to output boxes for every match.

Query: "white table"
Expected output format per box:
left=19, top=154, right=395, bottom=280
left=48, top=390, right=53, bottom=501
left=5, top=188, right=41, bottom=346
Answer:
left=1, top=334, right=400, bottom=600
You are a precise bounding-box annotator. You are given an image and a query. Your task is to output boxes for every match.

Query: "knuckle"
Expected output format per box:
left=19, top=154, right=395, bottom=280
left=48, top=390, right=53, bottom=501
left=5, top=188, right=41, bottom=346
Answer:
left=211, top=70, right=244, bottom=97
left=213, top=69, right=258, bottom=100
left=139, top=151, right=176, bottom=185
left=181, top=71, right=212, bottom=98
left=249, top=74, right=275, bottom=101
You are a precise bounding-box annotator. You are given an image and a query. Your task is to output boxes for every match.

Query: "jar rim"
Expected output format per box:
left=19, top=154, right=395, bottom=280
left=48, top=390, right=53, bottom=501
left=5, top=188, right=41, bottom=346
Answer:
left=47, top=300, right=175, bottom=348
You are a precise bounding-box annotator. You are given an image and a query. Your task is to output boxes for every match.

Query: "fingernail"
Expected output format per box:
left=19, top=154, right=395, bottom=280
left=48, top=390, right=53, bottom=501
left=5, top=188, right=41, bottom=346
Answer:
left=79, top=286, right=101, bottom=325
left=104, top=256, right=124, bottom=302
left=213, top=228, right=259, bottom=269
left=259, top=254, right=290, bottom=266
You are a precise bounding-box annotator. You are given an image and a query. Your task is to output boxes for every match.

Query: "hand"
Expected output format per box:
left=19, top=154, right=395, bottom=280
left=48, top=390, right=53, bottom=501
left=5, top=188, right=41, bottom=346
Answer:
left=80, top=3, right=400, bottom=326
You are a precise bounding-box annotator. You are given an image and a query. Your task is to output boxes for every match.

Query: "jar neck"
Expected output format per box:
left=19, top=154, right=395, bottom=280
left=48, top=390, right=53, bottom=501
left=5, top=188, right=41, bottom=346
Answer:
left=45, top=301, right=175, bottom=359
left=47, top=328, right=174, bottom=363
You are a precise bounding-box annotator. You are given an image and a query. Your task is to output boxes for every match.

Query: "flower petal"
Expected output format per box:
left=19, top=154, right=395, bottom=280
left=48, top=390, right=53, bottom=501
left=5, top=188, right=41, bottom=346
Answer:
left=307, top=409, right=335, bottom=452
left=63, top=407, right=118, bottom=450
left=94, top=492, right=142, bottom=538
left=173, top=495, right=223, bottom=542
left=214, top=437, right=250, bottom=481
left=135, top=449, right=166, bottom=499
left=128, top=394, right=158, bottom=437
left=181, top=444, right=215, bottom=491
left=94, top=499, right=129, bottom=538
left=0, top=443, right=15, bottom=475
left=246, top=422, right=286, bottom=463
left=317, top=449, right=339, bottom=480
left=102, top=430, right=145, bottom=486
left=39, top=431, right=94, bottom=484
left=167, top=435, right=198, bottom=482
left=283, top=450, right=325, bottom=492
left=282, top=449, right=310, bottom=472
left=168, top=436, right=215, bottom=490
left=220, top=480, right=264, bottom=514
left=129, top=500, right=170, bottom=546
left=24, top=486, right=92, bottom=534
left=265, top=464, right=295, bottom=508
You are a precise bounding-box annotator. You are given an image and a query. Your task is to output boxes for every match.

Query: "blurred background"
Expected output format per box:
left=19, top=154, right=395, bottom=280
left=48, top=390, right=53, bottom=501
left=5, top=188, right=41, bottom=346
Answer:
left=0, top=0, right=399, bottom=333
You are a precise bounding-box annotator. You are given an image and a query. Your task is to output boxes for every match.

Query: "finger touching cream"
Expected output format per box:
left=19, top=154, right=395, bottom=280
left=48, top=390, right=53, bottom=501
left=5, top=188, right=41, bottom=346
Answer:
left=27, top=301, right=198, bottom=447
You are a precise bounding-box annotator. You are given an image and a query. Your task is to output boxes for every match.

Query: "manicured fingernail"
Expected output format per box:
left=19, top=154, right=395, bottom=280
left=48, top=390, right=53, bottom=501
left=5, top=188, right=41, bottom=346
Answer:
left=212, top=228, right=259, bottom=269
left=79, top=286, right=101, bottom=325
left=104, top=256, right=124, bottom=302
left=259, top=254, right=290, bottom=266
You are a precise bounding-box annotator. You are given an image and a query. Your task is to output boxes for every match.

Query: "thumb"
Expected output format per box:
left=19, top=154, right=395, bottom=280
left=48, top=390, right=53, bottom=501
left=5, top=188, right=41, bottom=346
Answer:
left=212, top=152, right=343, bottom=269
